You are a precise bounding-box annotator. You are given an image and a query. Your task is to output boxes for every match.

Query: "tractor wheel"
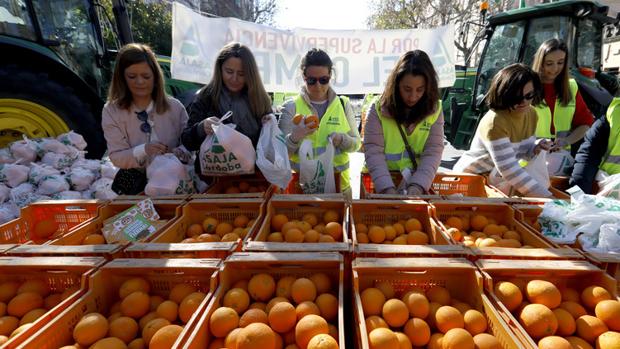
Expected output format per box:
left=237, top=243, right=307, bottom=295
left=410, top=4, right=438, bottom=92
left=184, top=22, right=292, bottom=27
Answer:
left=0, top=65, right=105, bottom=158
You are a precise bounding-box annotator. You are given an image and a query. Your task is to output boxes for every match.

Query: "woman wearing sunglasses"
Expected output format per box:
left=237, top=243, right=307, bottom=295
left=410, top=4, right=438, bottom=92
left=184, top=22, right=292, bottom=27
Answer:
left=279, top=48, right=361, bottom=192
left=454, top=63, right=553, bottom=197
left=531, top=39, right=593, bottom=152
left=102, top=43, right=188, bottom=193
left=363, top=50, right=444, bottom=195
left=182, top=42, right=273, bottom=179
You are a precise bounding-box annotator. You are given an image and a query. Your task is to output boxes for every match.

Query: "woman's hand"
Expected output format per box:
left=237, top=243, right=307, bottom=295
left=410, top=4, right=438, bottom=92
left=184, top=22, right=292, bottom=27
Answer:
left=381, top=187, right=398, bottom=195
left=290, top=123, right=317, bottom=143
left=202, top=116, right=220, bottom=135
left=145, top=142, right=168, bottom=156
left=534, top=139, right=554, bottom=154
left=406, top=183, right=425, bottom=196
left=262, top=113, right=276, bottom=124
left=329, top=133, right=344, bottom=147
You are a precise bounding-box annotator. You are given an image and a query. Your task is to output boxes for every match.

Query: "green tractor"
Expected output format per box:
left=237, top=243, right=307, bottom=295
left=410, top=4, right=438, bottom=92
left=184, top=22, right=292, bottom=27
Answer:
left=444, top=0, right=619, bottom=150
left=0, top=0, right=197, bottom=158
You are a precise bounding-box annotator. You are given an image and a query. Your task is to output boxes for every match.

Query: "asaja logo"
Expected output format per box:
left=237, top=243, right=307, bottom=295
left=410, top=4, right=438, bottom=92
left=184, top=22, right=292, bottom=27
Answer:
left=201, top=135, right=244, bottom=173
left=210, top=136, right=225, bottom=154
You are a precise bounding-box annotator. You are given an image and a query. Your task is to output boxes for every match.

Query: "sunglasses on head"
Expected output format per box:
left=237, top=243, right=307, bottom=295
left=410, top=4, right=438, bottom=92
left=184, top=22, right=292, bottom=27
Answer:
left=518, top=92, right=536, bottom=103
left=136, top=110, right=151, bottom=134
left=305, top=75, right=330, bottom=85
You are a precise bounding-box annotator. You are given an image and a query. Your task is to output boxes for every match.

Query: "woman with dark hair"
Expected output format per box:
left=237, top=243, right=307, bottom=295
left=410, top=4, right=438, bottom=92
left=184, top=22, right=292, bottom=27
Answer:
left=279, top=48, right=361, bottom=192
left=102, top=43, right=188, bottom=193
left=363, top=50, right=444, bottom=195
left=531, top=38, right=593, bottom=150
left=182, top=42, right=273, bottom=175
left=454, top=63, right=553, bottom=197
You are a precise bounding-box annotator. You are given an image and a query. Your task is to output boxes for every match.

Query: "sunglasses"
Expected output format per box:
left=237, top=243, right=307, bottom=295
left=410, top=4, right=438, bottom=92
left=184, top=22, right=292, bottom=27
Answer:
left=136, top=110, right=151, bottom=133
left=518, top=92, right=536, bottom=103
left=305, top=75, right=330, bottom=85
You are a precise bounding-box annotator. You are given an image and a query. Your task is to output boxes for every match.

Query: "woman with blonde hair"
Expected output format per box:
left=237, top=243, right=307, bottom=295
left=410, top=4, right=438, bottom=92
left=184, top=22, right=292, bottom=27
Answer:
left=102, top=43, right=188, bottom=194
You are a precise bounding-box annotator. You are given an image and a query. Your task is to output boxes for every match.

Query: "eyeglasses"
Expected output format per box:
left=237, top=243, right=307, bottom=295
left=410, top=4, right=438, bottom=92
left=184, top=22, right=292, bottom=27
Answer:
left=305, top=75, right=330, bottom=85
left=518, top=92, right=536, bottom=103
left=136, top=110, right=151, bottom=133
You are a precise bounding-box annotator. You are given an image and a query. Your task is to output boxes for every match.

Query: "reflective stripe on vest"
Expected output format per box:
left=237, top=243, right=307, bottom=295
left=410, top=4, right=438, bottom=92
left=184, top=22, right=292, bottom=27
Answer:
left=376, top=97, right=442, bottom=172
left=289, top=95, right=352, bottom=190
left=535, top=78, right=578, bottom=140
left=600, top=97, right=620, bottom=174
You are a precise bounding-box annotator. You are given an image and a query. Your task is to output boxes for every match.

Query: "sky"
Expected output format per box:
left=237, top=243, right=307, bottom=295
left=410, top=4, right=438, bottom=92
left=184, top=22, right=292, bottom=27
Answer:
left=273, top=0, right=372, bottom=30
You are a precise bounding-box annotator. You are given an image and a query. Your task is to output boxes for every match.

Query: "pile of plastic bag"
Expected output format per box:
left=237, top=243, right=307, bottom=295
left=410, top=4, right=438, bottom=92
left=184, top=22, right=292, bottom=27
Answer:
left=538, top=187, right=620, bottom=254
left=0, top=131, right=119, bottom=224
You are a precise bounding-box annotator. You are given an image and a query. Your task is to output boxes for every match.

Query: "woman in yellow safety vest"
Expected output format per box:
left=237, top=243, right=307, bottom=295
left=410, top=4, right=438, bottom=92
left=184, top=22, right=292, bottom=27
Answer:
left=532, top=38, right=594, bottom=150
left=362, top=50, right=444, bottom=195
left=279, top=48, right=361, bottom=193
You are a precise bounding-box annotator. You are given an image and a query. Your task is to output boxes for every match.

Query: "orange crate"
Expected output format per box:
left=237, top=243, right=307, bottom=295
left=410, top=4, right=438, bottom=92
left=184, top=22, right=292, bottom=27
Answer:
left=0, top=256, right=105, bottom=349
left=6, top=200, right=184, bottom=259
left=360, top=172, right=438, bottom=200
left=193, top=173, right=274, bottom=198
left=477, top=259, right=619, bottom=348
left=350, top=199, right=467, bottom=257
left=550, top=175, right=570, bottom=191
left=125, top=198, right=265, bottom=259
left=432, top=173, right=507, bottom=198
left=244, top=194, right=350, bottom=252
left=17, top=258, right=221, bottom=349
left=114, top=193, right=192, bottom=201
left=430, top=200, right=583, bottom=260
left=180, top=252, right=345, bottom=349
left=352, top=257, right=522, bottom=349
left=0, top=200, right=102, bottom=244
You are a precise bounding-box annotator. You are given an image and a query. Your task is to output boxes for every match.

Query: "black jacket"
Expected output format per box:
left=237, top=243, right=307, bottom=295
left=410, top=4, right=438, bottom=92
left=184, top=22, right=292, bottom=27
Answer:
left=569, top=117, right=609, bottom=193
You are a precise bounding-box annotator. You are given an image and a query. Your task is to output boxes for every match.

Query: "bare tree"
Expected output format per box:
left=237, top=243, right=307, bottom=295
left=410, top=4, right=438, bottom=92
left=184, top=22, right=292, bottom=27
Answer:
left=202, top=0, right=277, bottom=24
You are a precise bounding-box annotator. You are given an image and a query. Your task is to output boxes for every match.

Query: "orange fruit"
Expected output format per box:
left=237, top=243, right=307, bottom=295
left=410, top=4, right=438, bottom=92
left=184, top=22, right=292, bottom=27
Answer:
left=470, top=215, right=488, bottom=231
left=18, top=279, right=50, bottom=297
left=307, top=333, right=338, bottom=349
left=405, top=218, right=422, bottom=232
left=121, top=291, right=149, bottom=319
left=576, top=315, right=608, bottom=342
left=357, top=233, right=369, bottom=243
left=304, top=115, right=319, bottom=128
left=156, top=300, right=179, bottom=322
left=225, top=186, right=241, bottom=194
left=442, top=328, right=474, bottom=349
left=89, top=337, right=126, bottom=349
left=426, top=286, right=451, bottom=306
left=73, top=312, right=108, bottom=346
left=313, top=224, right=326, bottom=234
left=403, top=318, right=430, bottom=347
left=268, top=232, right=284, bottom=242
left=356, top=223, right=369, bottom=235
left=197, top=233, right=220, bottom=242
left=179, top=292, right=206, bottom=324
left=0, top=282, right=19, bottom=303
left=435, top=306, right=465, bottom=334
left=81, top=234, right=105, bottom=245
left=596, top=331, right=620, bottom=349
left=310, top=273, right=331, bottom=294
left=277, top=276, right=296, bottom=300
left=445, top=217, right=463, bottom=230
left=315, top=294, right=338, bottom=322
left=361, top=288, right=386, bottom=316
left=581, top=286, right=612, bottom=309
left=394, top=332, right=411, bottom=349
left=503, top=230, right=521, bottom=242
left=382, top=299, right=408, bottom=328
left=472, top=333, right=501, bottom=349
left=234, top=215, right=250, bottom=228
left=269, top=301, right=297, bottom=333
left=324, top=222, right=342, bottom=241
left=302, top=213, right=318, bottom=227
left=368, top=327, right=398, bottom=349
left=19, top=308, right=46, bottom=325
left=221, top=232, right=240, bottom=242
left=0, top=316, right=18, bottom=337
left=463, top=309, right=487, bottom=335
left=305, top=230, right=320, bottom=243
left=202, top=216, right=218, bottom=233
left=215, top=222, right=233, bottom=237
left=293, top=114, right=304, bottom=125
left=281, top=221, right=299, bottom=234
left=368, top=226, right=386, bottom=244
left=374, top=281, right=394, bottom=299
left=7, top=292, right=43, bottom=317
left=402, top=292, right=429, bottom=319
left=249, top=302, right=267, bottom=311
left=295, top=314, right=329, bottom=349
left=560, top=287, right=580, bottom=302
left=209, top=307, right=239, bottom=338
left=319, top=235, right=335, bottom=243
left=225, top=327, right=242, bottom=348
left=149, top=324, right=183, bottom=349
left=518, top=304, right=557, bottom=339
left=139, top=312, right=158, bottom=330
left=266, top=297, right=289, bottom=314
left=595, top=300, right=620, bottom=331
left=565, top=336, right=593, bottom=349
left=526, top=280, right=561, bottom=309
left=239, top=308, right=268, bottom=328
left=285, top=228, right=305, bottom=243
left=248, top=274, right=276, bottom=302
left=392, top=223, right=405, bottom=236
left=427, top=302, right=442, bottom=329
left=406, top=231, right=428, bottom=245
left=292, top=278, right=317, bottom=304
left=428, top=333, right=444, bottom=349
left=560, top=301, right=587, bottom=319
left=186, top=223, right=203, bottom=237
left=365, top=315, right=388, bottom=333
left=446, top=228, right=463, bottom=242
left=109, top=316, right=139, bottom=344
left=383, top=225, right=396, bottom=240
left=169, top=284, right=198, bottom=305
left=119, top=278, right=150, bottom=299
left=142, top=318, right=171, bottom=345
left=296, top=301, right=321, bottom=321
left=149, top=295, right=164, bottom=311
left=553, top=308, right=576, bottom=336
left=223, top=288, right=250, bottom=314
left=323, top=210, right=339, bottom=224
left=538, top=336, right=572, bottom=349
left=272, top=214, right=289, bottom=232
left=483, top=224, right=503, bottom=236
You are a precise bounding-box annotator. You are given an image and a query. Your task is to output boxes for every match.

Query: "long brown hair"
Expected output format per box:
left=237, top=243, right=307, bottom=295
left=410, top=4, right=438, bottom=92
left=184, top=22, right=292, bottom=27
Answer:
left=107, top=43, right=169, bottom=113
left=486, top=63, right=542, bottom=110
left=198, top=42, right=272, bottom=118
left=532, top=38, right=571, bottom=106
left=380, top=50, right=439, bottom=125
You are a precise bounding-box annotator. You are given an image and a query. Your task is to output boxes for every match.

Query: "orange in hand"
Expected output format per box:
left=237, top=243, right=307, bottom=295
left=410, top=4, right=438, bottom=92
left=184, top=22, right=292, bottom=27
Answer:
left=293, top=114, right=304, bottom=125
left=305, top=115, right=319, bottom=129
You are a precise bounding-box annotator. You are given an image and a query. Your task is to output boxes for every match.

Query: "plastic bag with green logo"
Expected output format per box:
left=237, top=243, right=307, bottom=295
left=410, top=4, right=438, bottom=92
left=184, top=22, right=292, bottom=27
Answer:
left=299, top=138, right=336, bottom=194
left=256, top=115, right=291, bottom=189
left=199, top=111, right=256, bottom=176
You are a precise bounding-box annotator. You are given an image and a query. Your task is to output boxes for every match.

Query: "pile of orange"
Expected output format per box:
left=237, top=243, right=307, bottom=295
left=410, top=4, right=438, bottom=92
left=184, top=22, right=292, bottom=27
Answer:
left=266, top=210, right=343, bottom=243
left=182, top=215, right=254, bottom=244
left=0, top=279, right=76, bottom=345
left=208, top=272, right=339, bottom=349
left=355, top=217, right=429, bottom=245
left=493, top=278, right=620, bottom=348
left=65, top=277, right=206, bottom=349
left=361, top=281, right=501, bottom=349
left=222, top=181, right=267, bottom=194
left=292, top=114, right=319, bottom=130
left=441, top=214, right=529, bottom=248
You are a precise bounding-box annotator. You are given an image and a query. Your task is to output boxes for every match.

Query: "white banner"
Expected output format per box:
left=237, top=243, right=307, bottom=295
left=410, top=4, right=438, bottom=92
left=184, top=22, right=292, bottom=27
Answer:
left=172, top=2, right=456, bottom=94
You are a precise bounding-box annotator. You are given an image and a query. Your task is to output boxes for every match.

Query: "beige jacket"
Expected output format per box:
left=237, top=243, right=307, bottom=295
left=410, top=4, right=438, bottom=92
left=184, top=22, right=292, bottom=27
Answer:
left=102, top=96, right=188, bottom=169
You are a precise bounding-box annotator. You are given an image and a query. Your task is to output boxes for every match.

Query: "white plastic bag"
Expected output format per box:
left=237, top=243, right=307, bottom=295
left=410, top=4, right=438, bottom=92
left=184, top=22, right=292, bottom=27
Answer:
left=57, top=131, right=87, bottom=150
left=69, top=167, right=97, bottom=191
left=0, top=164, right=30, bottom=188
left=546, top=150, right=575, bottom=176
left=92, top=178, right=117, bottom=200
left=34, top=138, right=74, bottom=156
left=101, top=159, right=119, bottom=179
left=71, top=159, right=102, bottom=174
left=488, top=151, right=550, bottom=196
left=81, top=190, right=94, bottom=199
left=256, top=115, right=292, bottom=189
left=0, top=202, right=19, bottom=224
left=595, top=222, right=620, bottom=254
left=37, top=174, right=70, bottom=195
left=596, top=171, right=620, bottom=199
left=199, top=112, right=256, bottom=176
left=51, top=191, right=82, bottom=200
left=10, top=183, right=39, bottom=207
left=0, top=149, right=14, bottom=164
left=41, top=149, right=81, bottom=169
left=9, top=137, right=37, bottom=165
left=28, top=163, right=60, bottom=185
left=0, top=183, right=9, bottom=203
left=145, top=154, right=194, bottom=196
left=299, top=138, right=336, bottom=194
